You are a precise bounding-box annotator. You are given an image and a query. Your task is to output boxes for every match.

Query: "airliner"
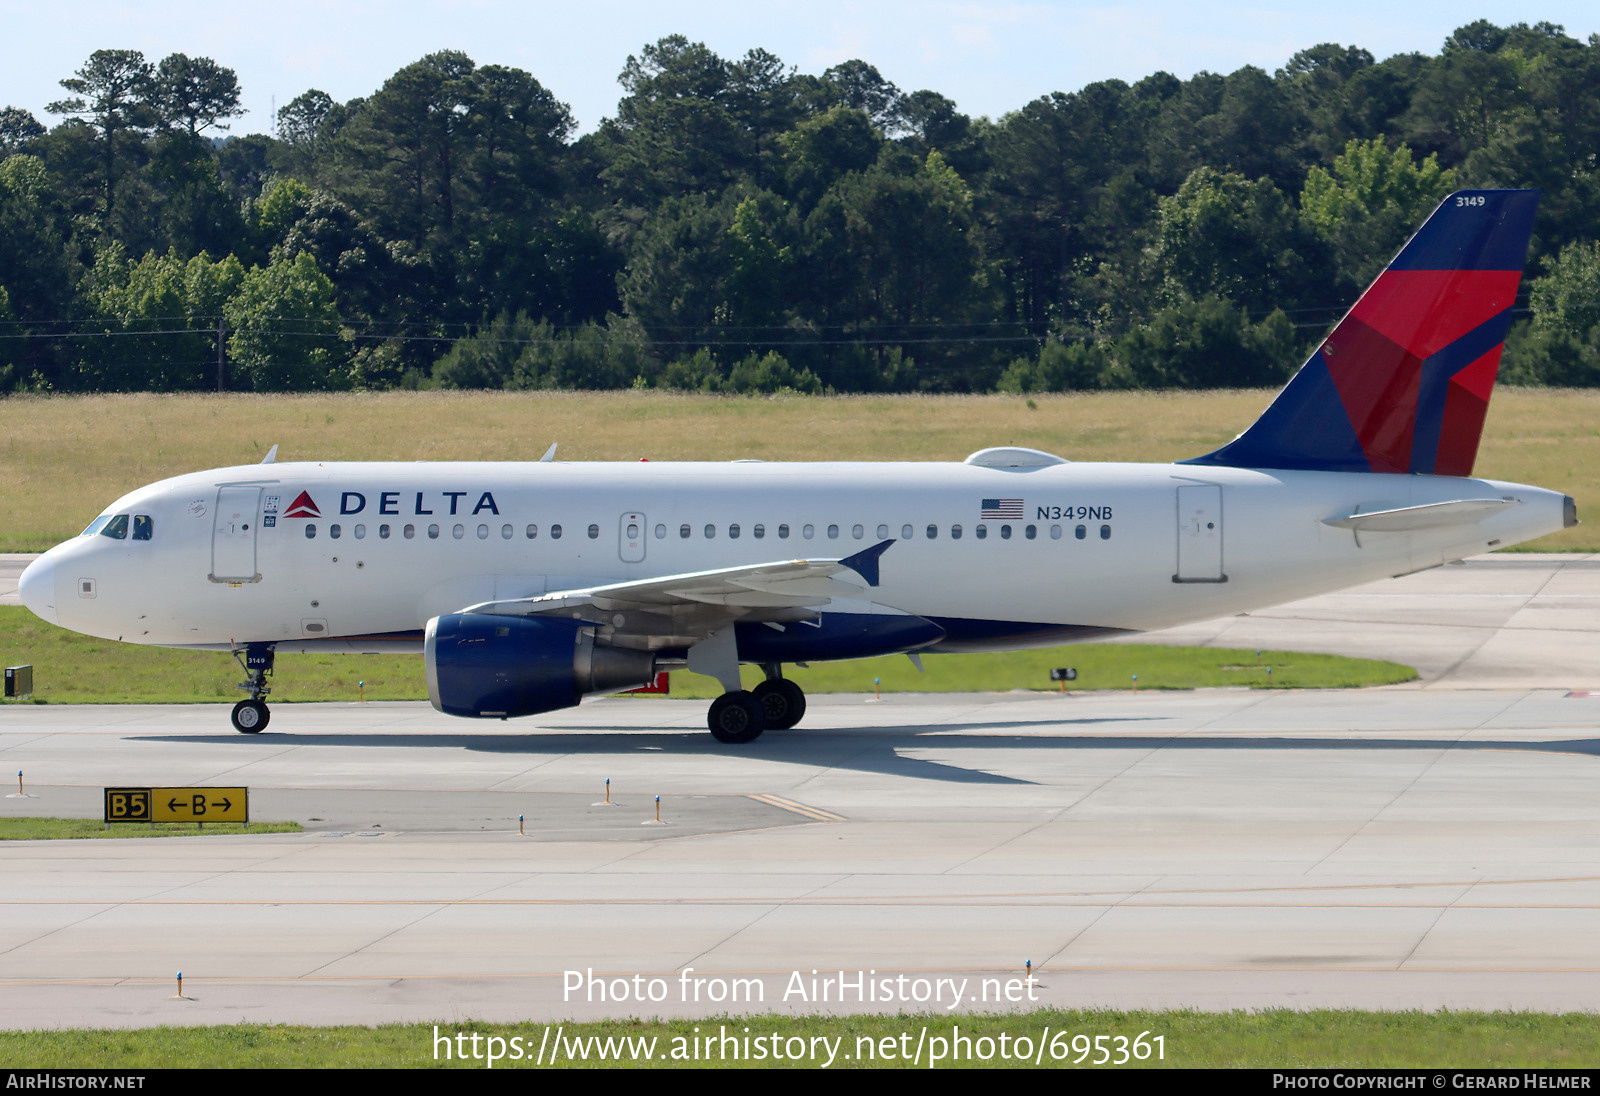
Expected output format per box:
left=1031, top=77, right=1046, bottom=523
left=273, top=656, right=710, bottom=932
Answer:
left=17, top=189, right=1573, bottom=743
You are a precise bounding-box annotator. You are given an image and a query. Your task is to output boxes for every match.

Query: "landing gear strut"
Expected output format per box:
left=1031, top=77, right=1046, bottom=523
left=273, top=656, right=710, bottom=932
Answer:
left=230, top=644, right=274, bottom=733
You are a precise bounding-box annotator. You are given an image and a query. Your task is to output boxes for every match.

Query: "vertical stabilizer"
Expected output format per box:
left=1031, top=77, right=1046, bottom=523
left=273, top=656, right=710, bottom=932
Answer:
left=1186, top=189, right=1538, bottom=476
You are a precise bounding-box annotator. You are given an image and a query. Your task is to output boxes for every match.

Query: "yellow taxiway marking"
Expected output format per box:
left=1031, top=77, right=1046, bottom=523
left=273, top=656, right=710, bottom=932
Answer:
left=746, top=793, right=845, bottom=823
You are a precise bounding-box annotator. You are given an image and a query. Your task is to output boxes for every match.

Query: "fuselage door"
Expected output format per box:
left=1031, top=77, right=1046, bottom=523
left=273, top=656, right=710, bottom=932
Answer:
left=1174, top=484, right=1225, bottom=583
left=620, top=512, right=646, bottom=563
left=211, top=486, right=262, bottom=583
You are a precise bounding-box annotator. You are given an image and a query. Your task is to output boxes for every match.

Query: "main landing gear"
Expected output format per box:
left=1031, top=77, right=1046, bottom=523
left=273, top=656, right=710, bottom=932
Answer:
left=230, top=644, right=275, bottom=733
left=706, top=665, right=807, bottom=744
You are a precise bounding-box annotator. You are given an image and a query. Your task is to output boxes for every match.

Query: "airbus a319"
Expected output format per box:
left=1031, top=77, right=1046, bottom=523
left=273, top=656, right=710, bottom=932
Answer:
left=19, top=189, right=1573, bottom=743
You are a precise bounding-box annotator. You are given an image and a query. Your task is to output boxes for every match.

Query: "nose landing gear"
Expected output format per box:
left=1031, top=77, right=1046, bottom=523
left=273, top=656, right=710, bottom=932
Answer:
left=231, top=698, right=269, bottom=733
left=230, top=644, right=274, bottom=733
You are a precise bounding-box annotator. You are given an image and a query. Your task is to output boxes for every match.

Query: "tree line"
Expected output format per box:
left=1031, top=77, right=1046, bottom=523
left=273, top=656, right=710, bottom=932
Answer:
left=3, top=21, right=1600, bottom=396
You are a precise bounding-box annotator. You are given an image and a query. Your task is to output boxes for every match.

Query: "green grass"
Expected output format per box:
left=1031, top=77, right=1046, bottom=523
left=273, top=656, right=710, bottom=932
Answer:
left=1, top=1010, right=1596, bottom=1068
left=0, top=606, right=1415, bottom=705
left=3, top=388, right=1599, bottom=551
left=672, top=644, right=1417, bottom=697
left=0, top=606, right=426, bottom=704
left=0, top=817, right=301, bottom=839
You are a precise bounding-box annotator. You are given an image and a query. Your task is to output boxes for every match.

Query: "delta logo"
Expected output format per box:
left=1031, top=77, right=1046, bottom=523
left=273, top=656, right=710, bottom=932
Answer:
left=283, top=491, right=322, bottom=518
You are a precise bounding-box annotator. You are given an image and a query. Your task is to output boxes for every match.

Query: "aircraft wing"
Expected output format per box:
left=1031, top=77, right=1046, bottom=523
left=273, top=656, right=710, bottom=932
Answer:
left=460, top=539, right=894, bottom=620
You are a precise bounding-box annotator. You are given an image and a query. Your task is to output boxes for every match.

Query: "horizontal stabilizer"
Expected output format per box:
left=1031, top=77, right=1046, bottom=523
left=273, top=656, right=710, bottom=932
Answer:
left=1323, top=498, right=1516, bottom=532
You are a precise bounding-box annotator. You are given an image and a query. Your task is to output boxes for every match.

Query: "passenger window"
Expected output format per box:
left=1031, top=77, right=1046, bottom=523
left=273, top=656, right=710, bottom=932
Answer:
left=877, top=524, right=889, bottom=539
left=305, top=524, right=317, bottom=539
left=476, top=524, right=487, bottom=539
left=827, top=525, right=839, bottom=539
left=551, top=524, right=563, bottom=539
left=926, top=524, right=938, bottom=540
left=1075, top=524, right=1086, bottom=540
left=778, top=524, right=790, bottom=539
left=852, top=524, right=863, bottom=539
left=502, top=524, right=513, bottom=539
left=525, top=524, right=538, bottom=539
left=680, top=524, right=691, bottom=539
left=655, top=524, right=666, bottom=539
left=729, top=524, right=741, bottom=539
left=379, top=524, right=391, bottom=539
left=704, top=524, right=716, bottom=539
left=901, top=524, right=913, bottom=539
left=330, top=523, right=342, bottom=539
left=976, top=524, right=988, bottom=540
left=404, top=524, right=415, bottom=539
left=452, top=524, right=464, bottom=539
left=803, top=524, right=814, bottom=539
left=587, top=524, right=599, bottom=539
left=1050, top=525, right=1061, bottom=540
left=82, top=516, right=112, bottom=537
left=354, top=524, right=366, bottom=539
left=754, top=524, right=765, bottom=539
left=101, top=515, right=129, bottom=540
left=1100, top=524, right=1111, bottom=540
left=1000, top=525, right=1011, bottom=540
left=1025, top=525, right=1036, bottom=540
left=132, top=515, right=153, bottom=541
left=951, top=525, right=962, bottom=540
left=428, top=524, right=440, bottom=539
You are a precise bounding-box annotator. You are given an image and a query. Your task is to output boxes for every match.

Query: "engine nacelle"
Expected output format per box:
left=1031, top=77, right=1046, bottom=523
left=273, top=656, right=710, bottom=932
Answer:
left=425, top=613, right=657, bottom=719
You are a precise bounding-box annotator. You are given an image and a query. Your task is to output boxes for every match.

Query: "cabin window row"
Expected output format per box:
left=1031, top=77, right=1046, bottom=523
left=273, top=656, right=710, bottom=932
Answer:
left=304, top=522, right=575, bottom=541
left=300, top=521, right=1114, bottom=542
left=648, top=522, right=1111, bottom=542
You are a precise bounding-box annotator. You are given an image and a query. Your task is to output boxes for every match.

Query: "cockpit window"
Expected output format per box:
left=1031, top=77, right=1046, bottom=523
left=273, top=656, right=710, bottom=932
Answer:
left=100, top=514, right=129, bottom=540
left=132, top=515, right=153, bottom=541
left=82, top=516, right=112, bottom=537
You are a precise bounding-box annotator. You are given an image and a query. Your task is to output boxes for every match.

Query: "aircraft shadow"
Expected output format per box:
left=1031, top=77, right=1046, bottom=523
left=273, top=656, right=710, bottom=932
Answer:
left=132, top=722, right=1600, bottom=785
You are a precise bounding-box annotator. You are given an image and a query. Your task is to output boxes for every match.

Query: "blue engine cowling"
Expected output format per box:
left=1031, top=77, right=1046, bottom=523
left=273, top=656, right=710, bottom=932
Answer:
left=425, top=613, right=656, bottom=719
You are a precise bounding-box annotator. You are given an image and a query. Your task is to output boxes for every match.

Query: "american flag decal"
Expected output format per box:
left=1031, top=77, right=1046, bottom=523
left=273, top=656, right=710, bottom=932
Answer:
left=980, top=498, right=1024, bottom=519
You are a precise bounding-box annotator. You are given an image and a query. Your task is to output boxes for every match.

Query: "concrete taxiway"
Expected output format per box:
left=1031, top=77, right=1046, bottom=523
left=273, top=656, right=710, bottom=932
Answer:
left=3, top=553, right=1600, bottom=1027
left=5, top=688, right=1600, bottom=1027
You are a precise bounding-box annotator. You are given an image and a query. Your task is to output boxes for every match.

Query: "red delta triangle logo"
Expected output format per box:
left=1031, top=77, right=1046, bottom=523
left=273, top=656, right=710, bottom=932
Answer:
left=283, top=491, right=321, bottom=518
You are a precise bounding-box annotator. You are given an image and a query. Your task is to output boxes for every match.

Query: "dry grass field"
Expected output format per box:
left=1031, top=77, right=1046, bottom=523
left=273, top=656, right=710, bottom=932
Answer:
left=2, top=387, right=1596, bottom=550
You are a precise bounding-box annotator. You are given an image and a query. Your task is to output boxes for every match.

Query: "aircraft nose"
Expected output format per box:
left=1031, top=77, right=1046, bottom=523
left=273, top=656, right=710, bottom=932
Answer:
left=18, top=553, right=58, bottom=625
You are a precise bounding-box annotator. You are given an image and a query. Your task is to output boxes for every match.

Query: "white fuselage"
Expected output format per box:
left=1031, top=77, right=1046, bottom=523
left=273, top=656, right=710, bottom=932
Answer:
left=21, top=458, right=1570, bottom=656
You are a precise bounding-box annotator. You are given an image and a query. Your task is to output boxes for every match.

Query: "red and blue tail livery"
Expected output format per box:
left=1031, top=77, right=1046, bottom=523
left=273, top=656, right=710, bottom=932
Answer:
left=1188, top=189, right=1539, bottom=477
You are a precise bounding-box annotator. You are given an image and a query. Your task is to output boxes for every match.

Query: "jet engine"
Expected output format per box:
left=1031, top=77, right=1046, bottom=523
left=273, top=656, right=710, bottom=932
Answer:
left=425, top=613, right=657, bottom=718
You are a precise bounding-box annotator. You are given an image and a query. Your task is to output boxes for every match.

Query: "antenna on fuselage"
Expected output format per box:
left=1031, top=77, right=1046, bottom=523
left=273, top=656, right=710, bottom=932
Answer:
left=261, top=445, right=278, bottom=464
left=540, top=443, right=557, bottom=462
